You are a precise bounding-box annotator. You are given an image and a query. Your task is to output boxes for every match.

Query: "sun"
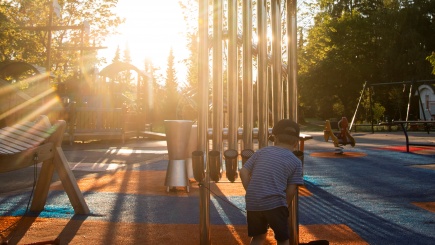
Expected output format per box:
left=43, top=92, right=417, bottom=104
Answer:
left=100, top=0, right=189, bottom=79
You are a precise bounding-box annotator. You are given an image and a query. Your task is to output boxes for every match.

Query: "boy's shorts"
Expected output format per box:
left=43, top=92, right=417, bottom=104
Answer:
left=247, top=206, right=290, bottom=241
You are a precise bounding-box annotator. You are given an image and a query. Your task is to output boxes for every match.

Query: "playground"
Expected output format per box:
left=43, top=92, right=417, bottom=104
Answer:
left=1, top=1, right=434, bottom=244
left=0, top=128, right=434, bottom=244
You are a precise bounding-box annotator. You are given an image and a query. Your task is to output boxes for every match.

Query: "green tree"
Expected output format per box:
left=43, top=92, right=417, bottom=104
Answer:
left=164, top=48, right=179, bottom=119
left=112, top=45, right=121, bottom=63
left=144, top=58, right=164, bottom=123
left=122, top=43, right=134, bottom=100
left=299, top=0, right=435, bottom=120
left=427, top=52, right=435, bottom=75
left=0, top=0, right=124, bottom=83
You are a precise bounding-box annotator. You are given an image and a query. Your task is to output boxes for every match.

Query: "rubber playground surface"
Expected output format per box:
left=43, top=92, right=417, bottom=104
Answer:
left=1, top=131, right=434, bottom=244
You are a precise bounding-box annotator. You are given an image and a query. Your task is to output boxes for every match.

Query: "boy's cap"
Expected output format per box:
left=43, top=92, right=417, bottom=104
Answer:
left=272, top=119, right=300, bottom=138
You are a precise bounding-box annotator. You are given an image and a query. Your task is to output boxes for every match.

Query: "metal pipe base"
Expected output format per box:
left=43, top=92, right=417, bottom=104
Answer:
left=165, top=159, right=189, bottom=192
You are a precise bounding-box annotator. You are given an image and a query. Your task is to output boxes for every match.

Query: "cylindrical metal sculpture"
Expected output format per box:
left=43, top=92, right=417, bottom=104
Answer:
left=212, top=0, right=223, bottom=154
left=257, top=0, right=269, bottom=148
left=196, top=1, right=299, bottom=244
left=223, top=149, right=238, bottom=183
left=228, top=0, right=238, bottom=151
left=272, top=0, right=283, bottom=123
left=208, top=150, right=221, bottom=182
left=242, top=0, right=253, bottom=150
left=241, top=149, right=255, bottom=166
left=186, top=125, right=198, bottom=179
left=164, top=120, right=193, bottom=192
left=198, top=1, right=210, bottom=244
left=192, top=150, right=205, bottom=183
left=287, top=0, right=298, bottom=121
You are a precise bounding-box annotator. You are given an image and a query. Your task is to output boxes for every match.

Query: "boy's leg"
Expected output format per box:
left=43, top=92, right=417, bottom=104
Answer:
left=277, top=239, right=290, bottom=245
left=247, top=210, right=268, bottom=244
left=265, top=207, right=291, bottom=242
left=250, top=233, right=267, bottom=245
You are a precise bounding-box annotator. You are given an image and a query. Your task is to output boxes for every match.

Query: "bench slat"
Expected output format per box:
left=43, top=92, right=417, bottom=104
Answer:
left=0, top=128, right=45, bottom=148
left=1, top=127, right=46, bottom=144
left=0, top=120, right=56, bottom=154
left=1, top=125, right=48, bottom=144
left=0, top=133, right=36, bottom=149
left=10, top=123, right=52, bottom=139
left=0, top=148, right=16, bottom=154
left=0, top=141, right=29, bottom=154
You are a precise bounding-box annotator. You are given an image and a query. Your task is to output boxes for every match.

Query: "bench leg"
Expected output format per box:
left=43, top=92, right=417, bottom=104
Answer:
left=29, top=148, right=90, bottom=215
left=30, top=159, right=55, bottom=213
left=31, top=120, right=89, bottom=214
left=53, top=120, right=89, bottom=214
left=53, top=147, right=90, bottom=214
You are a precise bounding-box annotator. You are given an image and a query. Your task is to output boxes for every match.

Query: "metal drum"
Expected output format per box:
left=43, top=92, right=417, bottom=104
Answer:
left=164, top=120, right=193, bottom=192
left=185, top=125, right=198, bottom=180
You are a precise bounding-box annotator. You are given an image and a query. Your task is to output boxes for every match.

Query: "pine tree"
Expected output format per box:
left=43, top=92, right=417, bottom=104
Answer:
left=164, top=48, right=179, bottom=119
left=112, top=45, right=121, bottom=63
left=122, top=43, right=133, bottom=95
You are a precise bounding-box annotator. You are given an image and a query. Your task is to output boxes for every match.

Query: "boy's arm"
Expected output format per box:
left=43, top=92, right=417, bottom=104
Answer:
left=239, top=167, right=251, bottom=191
left=286, top=184, right=298, bottom=206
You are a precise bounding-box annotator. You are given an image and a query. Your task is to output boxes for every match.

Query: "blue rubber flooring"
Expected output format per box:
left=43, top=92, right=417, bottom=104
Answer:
left=1, top=133, right=435, bottom=244
left=302, top=147, right=435, bottom=245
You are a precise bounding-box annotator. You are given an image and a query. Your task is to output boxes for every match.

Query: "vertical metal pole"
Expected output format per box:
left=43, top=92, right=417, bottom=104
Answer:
left=228, top=0, right=238, bottom=150
left=257, top=0, right=268, bottom=148
left=213, top=0, right=223, bottom=153
left=370, top=86, right=374, bottom=133
left=198, top=0, right=210, bottom=244
left=287, top=1, right=299, bottom=245
left=406, top=84, right=412, bottom=121
left=272, top=0, right=283, bottom=123
left=287, top=0, right=298, bottom=121
left=243, top=0, right=253, bottom=150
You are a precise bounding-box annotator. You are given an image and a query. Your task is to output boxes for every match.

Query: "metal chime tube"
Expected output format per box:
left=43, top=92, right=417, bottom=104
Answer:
left=198, top=0, right=209, bottom=152
left=257, top=0, right=269, bottom=148
left=287, top=0, right=298, bottom=121
left=228, top=0, right=238, bottom=150
left=287, top=1, right=299, bottom=245
left=242, top=0, right=253, bottom=150
left=272, top=0, right=283, bottom=123
left=198, top=0, right=210, bottom=244
left=213, top=0, right=223, bottom=153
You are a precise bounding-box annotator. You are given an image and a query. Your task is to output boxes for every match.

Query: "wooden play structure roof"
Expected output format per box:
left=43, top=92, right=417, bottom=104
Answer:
left=99, top=61, right=150, bottom=79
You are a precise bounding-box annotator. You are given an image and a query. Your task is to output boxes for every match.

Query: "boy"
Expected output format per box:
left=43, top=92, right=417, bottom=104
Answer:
left=240, top=119, right=304, bottom=245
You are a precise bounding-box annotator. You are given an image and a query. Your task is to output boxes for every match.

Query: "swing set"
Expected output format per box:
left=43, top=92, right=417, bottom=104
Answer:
left=350, top=79, right=435, bottom=133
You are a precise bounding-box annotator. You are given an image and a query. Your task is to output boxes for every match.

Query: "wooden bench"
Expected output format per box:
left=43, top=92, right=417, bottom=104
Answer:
left=0, top=115, right=89, bottom=214
left=67, top=107, right=126, bottom=144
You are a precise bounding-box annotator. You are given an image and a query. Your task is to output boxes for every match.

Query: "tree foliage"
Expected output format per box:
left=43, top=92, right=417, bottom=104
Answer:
left=164, top=48, right=179, bottom=119
left=299, top=0, right=435, bottom=120
left=427, top=52, right=435, bottom=75
left=0, top=0, right=123, bottom=83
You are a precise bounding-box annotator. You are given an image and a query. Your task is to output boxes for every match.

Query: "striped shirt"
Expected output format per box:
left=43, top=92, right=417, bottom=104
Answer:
left=243, top=146, right=304, bottom=211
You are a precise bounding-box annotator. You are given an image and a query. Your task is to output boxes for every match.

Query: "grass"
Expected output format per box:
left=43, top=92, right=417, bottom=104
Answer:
left=300, top=118, right=325, bottom=132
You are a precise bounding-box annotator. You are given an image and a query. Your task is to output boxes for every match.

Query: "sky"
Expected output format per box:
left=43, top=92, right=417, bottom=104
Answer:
left=96, top=0, right=315, bottom=86
left=98, top=0, right=189, bottom=84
